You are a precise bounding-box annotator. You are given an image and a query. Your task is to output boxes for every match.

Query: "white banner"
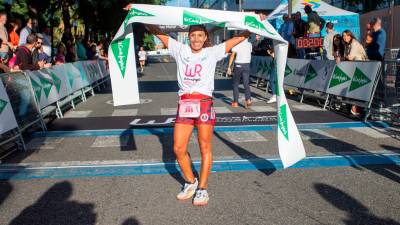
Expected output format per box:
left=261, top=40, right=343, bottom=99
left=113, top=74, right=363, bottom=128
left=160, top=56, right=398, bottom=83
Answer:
left=0, top=80, right=18, bottom=134
left=274, top=42, right=306, bottom=168
left=110, top=4, right=305, bottom=168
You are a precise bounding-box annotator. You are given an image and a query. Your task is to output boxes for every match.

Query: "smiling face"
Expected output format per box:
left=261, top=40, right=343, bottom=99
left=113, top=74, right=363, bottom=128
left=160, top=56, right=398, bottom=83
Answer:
left=189, top=26, right=208, bottom=53
left=342, top=32, right=352, bottom=44
left=0, top=14, right=7, bottom=25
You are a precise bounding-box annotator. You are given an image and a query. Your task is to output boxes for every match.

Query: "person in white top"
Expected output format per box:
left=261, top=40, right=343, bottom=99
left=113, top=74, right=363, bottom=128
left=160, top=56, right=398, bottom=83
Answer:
left=227, top=38, right=253, bottom=108
left=138, top=46, right=146, bottom=72
left=131, top=9, right=267, bottom=206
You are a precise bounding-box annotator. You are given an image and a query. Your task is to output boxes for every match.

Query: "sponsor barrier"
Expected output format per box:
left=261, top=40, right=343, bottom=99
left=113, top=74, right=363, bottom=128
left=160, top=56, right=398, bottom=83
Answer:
left=0, top=80, right=18, bottom=134
left=283, top=58, right=309, bottom=88
left=0, top=59, right=109, bottom=157
left=248, top=56, right=382, bottom=118
left=0, top=79, right=24, bottom=159
left=326, top=61, right=381, bottom=102
left=0, top=72, right=43, bottom=131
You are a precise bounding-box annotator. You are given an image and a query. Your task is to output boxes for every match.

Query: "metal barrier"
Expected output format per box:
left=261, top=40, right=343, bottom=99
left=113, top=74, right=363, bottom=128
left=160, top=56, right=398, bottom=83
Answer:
left=0, top=59, right=110, bottom=159
left=371, top=58, right=400, bottom=124
left=0, top=72, right=46, bottom=132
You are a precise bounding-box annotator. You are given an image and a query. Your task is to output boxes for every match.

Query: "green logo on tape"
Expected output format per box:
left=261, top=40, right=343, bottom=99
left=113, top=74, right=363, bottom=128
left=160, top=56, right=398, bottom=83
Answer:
left=329, top=66, right=351, bottom=88
left=278, top=104, right=289, bottom=141
left=349, top=68, right=371, bottom=91
left=244, top=16, right=275, bottom=35
left=111, top=38, right=130, bottom=78
left=125, top=8, right=154, bottom=27
left=183, top=10, right=215, bottom=25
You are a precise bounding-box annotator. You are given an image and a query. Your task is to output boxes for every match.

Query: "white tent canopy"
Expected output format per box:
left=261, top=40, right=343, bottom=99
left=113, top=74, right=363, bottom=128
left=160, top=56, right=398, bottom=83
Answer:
left=268, top=0, right=360, bottom=38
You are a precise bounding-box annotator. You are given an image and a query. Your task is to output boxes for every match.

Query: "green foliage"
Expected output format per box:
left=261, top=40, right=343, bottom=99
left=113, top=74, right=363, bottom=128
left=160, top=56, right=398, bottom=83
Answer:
left=143, top=33, right=156, bottom=50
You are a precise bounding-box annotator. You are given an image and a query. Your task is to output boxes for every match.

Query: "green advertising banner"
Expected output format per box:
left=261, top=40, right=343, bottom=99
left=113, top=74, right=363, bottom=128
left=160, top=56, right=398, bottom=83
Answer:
left=0, top=80, right=18, bottom=134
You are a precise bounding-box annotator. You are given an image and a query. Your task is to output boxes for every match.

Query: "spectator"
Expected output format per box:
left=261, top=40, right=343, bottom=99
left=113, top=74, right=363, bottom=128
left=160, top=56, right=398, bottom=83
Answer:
left=342, top=30, right=367, bottom=116
left=252, top=34, right=272, bottom=56
left=96, top=41, right=108, bottom=60
left=54, top=43, right=66, bottom=64
left=366, top=17, right=386, bottom=61
left=86, top=44, right=98, bottom=60
left=41, top=27, right=52, bottom=56
left=0, top=39, right=10, bottom=73
left=332, top=34, right=344, bottom=64
left=342, top=30, right=367, bottom=61
left=8, top=21, right=19, bottom=50
left=304, top=5, right=325, bottom=37
left=65, top=44, right=77, bottom=62
left=0, top=12, right=10, bottom=60
left=227, top=38, right=253, bottom=108
left=75, top=36, right=87, bottom=60
left=279, top=14, right=295, bottom=56
left=293, top=11, right=307, bottom=58
left=32, top=34, right=51, bottom=65
left=14, top=34, right=46, bottom=70
left=18, top=18, right=35, bottom=46
left=323, top=22, right=337, bottom=60
left=138, top=46, right=146, bottom=72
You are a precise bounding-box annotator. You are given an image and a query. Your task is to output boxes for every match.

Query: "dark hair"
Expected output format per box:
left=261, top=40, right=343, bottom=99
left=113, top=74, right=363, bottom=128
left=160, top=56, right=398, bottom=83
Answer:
left=188, top=25, right=211, bottom=48
left=26, top=33, right=37, bottom=44
left=333, top=34, right=344, bottom=57
left=326, top=22, right=334, bottom=29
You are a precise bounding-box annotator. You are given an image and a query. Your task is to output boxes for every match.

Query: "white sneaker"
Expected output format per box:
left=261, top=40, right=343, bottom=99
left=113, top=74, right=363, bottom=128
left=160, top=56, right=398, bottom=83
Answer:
left=176, top=178, right=198, bottom=201
left=193, top=189, right=209, bottom=206
left=267, top=95, right=277, bottom=104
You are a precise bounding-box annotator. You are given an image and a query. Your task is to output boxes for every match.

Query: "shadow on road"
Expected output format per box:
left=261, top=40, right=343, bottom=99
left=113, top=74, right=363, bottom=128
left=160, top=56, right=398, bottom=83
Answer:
left=314, top=183, right=400, bottom=225
left=308, top=130, right=400, bottom=184
left=121, top=217, right=141, bottom=225
left=9, top=181, right=96, bottom=225
left=213, top=132, right=276, bottom=176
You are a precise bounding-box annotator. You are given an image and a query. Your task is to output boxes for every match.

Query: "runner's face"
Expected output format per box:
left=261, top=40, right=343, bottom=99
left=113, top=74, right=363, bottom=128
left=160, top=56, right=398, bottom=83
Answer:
left=189, top=30, right=207, bottom=53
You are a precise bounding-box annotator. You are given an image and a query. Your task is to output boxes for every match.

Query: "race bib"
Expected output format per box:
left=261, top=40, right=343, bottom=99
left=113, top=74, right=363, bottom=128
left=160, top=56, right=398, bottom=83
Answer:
left=178, top=99, right=201, bottom=118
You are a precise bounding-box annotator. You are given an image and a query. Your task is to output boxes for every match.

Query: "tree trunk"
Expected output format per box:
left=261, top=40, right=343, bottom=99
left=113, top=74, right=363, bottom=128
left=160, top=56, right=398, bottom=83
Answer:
left=62, top=0, right=71, bottom=29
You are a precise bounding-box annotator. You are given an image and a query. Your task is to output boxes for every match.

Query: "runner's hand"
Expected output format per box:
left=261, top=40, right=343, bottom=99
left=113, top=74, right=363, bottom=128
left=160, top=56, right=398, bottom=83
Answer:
left=258, top=13, right=267, bottom=21
left=123, top=4, right=132, bottom=11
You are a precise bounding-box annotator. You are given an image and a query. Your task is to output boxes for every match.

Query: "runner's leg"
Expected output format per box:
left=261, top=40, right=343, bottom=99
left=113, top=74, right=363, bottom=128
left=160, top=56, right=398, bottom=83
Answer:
left=196, top=124, right=214, bottom=189
left=173, top=123, right=196, bottom=183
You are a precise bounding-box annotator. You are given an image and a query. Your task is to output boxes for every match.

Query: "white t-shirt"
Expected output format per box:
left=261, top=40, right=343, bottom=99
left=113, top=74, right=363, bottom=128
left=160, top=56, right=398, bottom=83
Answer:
left=168, top=38, right=226, bottom=97
left=231, top=39, right=252, bottom=64
left=138, top=50, right=146, bottom=60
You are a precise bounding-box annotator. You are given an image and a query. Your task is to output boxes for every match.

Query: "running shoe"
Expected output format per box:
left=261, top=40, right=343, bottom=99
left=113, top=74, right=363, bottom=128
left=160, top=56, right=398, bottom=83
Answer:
left=193, top=189, right=209, bottom=206
left=176, top=178, right=198, bottom=201
left=231, top=102, right=239, bottom=108
left=267, top=95, right=277, bottom=104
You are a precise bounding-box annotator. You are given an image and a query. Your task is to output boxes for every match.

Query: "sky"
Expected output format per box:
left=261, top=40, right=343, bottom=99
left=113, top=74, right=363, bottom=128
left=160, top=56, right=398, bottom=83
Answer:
left=165, top=0, right=192, bottom=7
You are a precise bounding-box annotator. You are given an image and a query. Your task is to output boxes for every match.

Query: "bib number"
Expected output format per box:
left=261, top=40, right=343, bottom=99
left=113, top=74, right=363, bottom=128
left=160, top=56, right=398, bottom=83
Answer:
left=179, top=99, right=201, bottom=118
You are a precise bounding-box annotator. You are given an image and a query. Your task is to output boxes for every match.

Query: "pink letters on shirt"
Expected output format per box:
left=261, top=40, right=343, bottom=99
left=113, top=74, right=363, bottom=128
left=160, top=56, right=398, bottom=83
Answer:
left=185, top=64, right=202, bottom=77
